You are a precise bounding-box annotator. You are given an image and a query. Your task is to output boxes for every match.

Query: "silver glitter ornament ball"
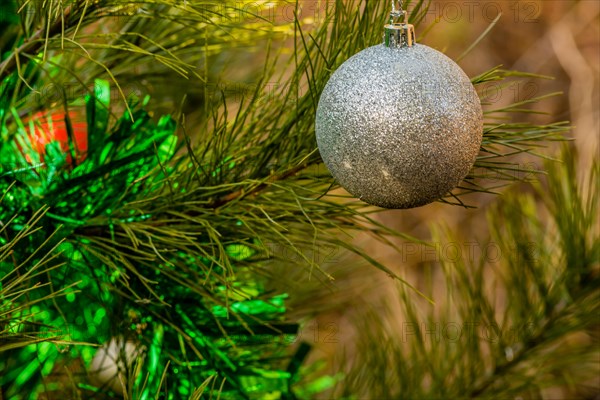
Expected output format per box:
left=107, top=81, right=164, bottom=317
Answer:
left=315, top=43, right=483, bottom=209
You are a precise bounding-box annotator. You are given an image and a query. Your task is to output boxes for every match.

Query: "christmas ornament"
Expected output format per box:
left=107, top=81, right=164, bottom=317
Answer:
left=24, top=110, right=87, bottom=163
left=89, top=338, right=143, bottom=395
left=315, top=1, right=483, bottom=209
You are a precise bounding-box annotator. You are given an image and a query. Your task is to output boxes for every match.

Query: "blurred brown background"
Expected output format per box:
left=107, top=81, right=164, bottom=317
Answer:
left=296, top=0, right=599, bottom=397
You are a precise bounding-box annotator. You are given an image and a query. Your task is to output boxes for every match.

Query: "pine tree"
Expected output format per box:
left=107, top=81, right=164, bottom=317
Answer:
left=0, top=0, right=596, bottom=399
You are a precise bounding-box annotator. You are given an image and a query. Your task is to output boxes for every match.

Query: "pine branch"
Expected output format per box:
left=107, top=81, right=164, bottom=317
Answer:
left=0, top=5, right=73, bottom=81
left=209, top=162, right=310, bottom=209
left=0, top=0, right=585, bottom=398
left=0, top=203, right=71, bottom=352
left=341, top=147, right=599, bottom=399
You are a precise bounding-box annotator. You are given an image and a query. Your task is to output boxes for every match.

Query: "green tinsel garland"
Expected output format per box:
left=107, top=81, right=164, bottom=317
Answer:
left=0, top=80, right=319, bottom=399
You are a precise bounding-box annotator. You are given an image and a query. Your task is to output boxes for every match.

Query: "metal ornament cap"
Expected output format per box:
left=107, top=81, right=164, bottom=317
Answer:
left=315, top=43, right=484, bottom=209
left=384, top=23, right=416, bottom=48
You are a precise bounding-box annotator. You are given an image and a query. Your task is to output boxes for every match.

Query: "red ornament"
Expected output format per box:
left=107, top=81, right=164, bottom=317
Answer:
left=26, top=110, right=87, bottom=163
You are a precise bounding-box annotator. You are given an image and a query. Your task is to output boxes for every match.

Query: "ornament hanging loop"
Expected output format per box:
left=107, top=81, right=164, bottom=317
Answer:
left=390, top=1, right=407, bottom=23
left=385, top=1, right=416, bottom=49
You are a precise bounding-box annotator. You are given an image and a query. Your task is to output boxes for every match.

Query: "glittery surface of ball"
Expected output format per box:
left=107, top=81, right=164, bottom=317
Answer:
left=315, top=44, right=483, bottom=209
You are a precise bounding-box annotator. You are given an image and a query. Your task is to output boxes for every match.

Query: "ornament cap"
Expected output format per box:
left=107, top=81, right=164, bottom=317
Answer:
left=384, top=1, right=416, bottom=48
left=384, top=23, right=416, bottom=48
